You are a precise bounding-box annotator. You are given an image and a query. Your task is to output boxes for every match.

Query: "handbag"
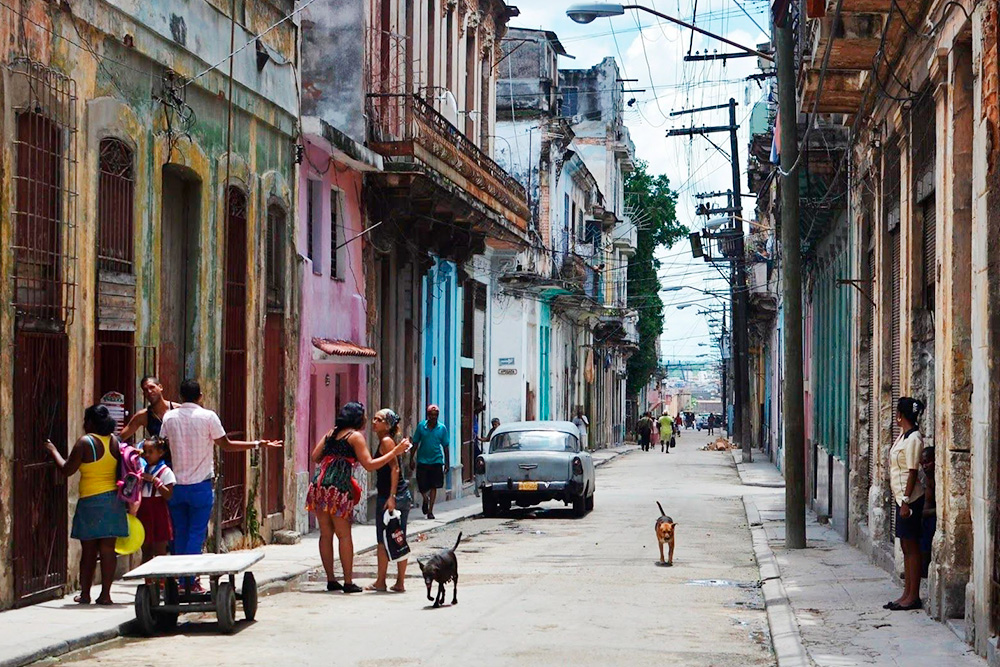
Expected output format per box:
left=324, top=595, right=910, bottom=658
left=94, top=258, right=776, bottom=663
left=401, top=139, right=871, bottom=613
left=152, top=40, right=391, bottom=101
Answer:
left=382, top=509, right=411, bottom=562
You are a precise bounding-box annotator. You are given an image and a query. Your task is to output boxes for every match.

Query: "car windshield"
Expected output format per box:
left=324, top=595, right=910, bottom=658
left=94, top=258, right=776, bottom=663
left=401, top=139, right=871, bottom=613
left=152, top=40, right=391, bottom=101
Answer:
left=490, top=430, right=579, bottom=453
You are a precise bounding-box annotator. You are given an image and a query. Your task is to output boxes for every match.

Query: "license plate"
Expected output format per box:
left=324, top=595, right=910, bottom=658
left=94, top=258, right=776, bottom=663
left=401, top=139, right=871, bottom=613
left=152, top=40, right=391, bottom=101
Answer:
left=519, top=481, right=538, bottom=491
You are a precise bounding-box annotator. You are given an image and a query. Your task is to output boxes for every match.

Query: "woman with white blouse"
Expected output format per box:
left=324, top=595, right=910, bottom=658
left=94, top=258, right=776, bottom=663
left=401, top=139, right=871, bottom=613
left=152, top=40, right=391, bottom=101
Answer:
left=884, top=397, right=927, bottom=611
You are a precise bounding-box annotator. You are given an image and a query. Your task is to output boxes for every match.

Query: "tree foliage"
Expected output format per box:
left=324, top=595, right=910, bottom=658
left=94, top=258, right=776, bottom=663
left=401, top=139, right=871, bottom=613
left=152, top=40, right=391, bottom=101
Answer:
left=625, top=159, right=687, bottom=398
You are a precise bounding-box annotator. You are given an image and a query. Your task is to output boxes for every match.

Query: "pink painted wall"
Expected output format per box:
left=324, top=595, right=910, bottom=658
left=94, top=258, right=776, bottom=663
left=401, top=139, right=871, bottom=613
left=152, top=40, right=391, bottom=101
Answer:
left=294, top=139, right=369, bottom=475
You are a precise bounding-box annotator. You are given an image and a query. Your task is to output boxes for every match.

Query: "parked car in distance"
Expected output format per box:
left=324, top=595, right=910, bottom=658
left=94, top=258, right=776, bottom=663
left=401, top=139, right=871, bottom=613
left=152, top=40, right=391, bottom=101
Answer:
left=476, top=421, right=595, bottom=518
left=696, top=413, right=711, bottom=430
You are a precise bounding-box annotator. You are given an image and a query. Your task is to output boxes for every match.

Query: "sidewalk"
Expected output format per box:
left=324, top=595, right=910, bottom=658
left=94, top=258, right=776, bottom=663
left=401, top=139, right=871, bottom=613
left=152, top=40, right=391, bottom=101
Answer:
left=733, top=451, right=984, bottom=667
left=0, top=444, right=633, bottom=667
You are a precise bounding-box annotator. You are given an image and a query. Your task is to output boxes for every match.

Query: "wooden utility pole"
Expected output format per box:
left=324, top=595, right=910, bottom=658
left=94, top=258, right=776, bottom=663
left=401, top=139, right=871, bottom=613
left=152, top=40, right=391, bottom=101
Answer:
left=776, top=12, right=806, bottom=549
left=728, top=98, right=752, bottom=463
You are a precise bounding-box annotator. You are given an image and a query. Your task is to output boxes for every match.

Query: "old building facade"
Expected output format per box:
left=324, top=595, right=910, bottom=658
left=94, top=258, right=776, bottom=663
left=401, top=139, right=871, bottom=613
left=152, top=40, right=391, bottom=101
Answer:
left=753, top=0, right=1000, bottom=658
left=0, top=0, right=298, bottom=608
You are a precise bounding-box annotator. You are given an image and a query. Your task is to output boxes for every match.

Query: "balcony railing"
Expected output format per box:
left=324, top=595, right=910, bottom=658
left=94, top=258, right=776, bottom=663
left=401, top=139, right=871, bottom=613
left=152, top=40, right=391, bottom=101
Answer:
left=367, top=93, right=529, bottom=224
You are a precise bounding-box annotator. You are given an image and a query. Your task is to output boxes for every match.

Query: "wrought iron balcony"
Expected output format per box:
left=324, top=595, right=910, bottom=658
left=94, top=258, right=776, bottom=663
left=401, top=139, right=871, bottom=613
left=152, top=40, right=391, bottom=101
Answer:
left=366, top=93, right=530, bottom=232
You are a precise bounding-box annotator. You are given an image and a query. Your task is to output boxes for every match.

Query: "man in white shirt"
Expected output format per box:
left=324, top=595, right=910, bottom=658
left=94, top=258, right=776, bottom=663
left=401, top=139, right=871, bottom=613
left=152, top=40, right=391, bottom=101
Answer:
left=161, top=379, right=280, bottom=589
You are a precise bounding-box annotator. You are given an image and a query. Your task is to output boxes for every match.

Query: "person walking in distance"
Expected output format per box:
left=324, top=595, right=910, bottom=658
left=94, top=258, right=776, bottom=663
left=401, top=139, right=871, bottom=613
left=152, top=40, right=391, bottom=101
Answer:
left=119, top=376, right=177, bottom=441
left=636, top=412, right=654, bottom=452
left=160, top=379, right=282, bottom=593
left=572, top=407, right=590, bottom=448
left=883, top=397, right=926, bottom=611
left=657, top=413, right=673, bottom=453
left=411, top=405, right=449, bottom=520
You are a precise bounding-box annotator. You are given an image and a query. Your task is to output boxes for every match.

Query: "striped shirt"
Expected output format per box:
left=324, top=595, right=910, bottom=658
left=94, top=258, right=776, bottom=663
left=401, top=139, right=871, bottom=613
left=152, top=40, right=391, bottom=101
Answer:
left=160, top=402, right=226, bottom=485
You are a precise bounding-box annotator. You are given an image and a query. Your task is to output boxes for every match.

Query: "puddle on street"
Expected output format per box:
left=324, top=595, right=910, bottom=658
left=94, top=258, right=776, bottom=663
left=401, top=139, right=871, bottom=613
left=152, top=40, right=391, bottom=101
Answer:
left=686, top=579, right=761, bottom=589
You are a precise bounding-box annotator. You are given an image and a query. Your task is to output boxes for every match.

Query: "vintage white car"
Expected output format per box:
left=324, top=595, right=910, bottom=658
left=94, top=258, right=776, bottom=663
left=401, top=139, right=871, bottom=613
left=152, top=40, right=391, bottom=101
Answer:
left=476, top=420, right=595, bottom=518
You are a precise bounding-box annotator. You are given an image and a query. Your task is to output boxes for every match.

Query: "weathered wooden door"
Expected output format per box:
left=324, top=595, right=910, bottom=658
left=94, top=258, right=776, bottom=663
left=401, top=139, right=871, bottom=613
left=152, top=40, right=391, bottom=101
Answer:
left=13, top=331, right=68, bottom=604
left=263, top=313, right=285, bottom=515
left=220, top=187, right=248, bottom=528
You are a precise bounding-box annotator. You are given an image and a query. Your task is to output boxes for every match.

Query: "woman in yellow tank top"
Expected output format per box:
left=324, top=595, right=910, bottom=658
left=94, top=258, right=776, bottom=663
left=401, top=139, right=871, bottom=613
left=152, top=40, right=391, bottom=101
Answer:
left=44, top=405, right=127, bottom=605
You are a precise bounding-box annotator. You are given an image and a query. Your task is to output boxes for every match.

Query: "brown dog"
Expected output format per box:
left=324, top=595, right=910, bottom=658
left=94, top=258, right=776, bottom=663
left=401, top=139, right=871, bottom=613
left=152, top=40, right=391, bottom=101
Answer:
left=655, top=501, right=676, bottom=566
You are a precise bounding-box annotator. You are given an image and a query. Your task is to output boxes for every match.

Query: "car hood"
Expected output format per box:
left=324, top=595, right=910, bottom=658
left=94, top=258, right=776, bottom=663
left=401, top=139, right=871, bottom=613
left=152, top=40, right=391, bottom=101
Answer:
left=484, top=451, right=575, bottom=483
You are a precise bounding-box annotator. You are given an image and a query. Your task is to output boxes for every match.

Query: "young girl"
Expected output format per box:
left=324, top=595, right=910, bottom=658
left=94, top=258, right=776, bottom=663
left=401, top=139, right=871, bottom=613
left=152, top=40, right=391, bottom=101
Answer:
left=136, top=437, right=176, bottom=562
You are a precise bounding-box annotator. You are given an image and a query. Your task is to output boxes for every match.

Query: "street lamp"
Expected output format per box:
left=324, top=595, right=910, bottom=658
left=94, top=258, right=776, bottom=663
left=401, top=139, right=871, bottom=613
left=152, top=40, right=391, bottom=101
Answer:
left=565, top=3, right=773, bottom=61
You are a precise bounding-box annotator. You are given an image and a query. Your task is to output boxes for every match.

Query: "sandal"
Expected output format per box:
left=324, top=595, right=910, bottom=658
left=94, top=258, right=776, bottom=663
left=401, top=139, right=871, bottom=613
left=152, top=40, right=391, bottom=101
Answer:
left=73, top=594, right=92, bottom=604
left=342, top=582, right=363, bottom=594
left=365, top=584, right=387, bottom=592
left=326, top=580, right=344, bottom=592
left=390, top=585, right=406, bottom=593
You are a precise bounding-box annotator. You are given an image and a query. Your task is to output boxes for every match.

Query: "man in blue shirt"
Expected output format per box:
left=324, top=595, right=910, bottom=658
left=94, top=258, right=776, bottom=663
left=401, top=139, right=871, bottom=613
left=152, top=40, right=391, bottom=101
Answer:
left=410, top=404, right=449, bottom=519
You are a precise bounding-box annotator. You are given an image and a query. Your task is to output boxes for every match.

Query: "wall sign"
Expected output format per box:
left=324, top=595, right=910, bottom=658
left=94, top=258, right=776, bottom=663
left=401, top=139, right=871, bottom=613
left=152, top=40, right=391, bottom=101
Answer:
left=498, top=357, right=515, bottom=366
left=498, top=368, right=517, bottom=375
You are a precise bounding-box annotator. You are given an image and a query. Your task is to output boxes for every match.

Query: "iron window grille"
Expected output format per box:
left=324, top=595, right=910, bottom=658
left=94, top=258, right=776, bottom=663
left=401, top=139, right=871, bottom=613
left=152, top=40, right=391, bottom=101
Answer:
left=8, top=57, right=78, bottom=328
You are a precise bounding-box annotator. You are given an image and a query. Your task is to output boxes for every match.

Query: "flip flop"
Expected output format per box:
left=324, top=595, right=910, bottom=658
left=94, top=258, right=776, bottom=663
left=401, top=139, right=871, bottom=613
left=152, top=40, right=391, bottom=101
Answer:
left=365, top=584, right=387, bottom=592
left=73, top=594, right=91, bottom=604
left=390, top=585, right=406, bottom=593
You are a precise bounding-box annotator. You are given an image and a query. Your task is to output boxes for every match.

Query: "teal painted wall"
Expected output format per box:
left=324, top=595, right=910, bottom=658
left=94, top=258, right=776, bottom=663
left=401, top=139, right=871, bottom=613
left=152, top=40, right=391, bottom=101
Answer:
left=811, top=240, right=853, bottom=461
left=540, top=303, right=551, bottom=420
left=421, top=257, right=462, bottom=484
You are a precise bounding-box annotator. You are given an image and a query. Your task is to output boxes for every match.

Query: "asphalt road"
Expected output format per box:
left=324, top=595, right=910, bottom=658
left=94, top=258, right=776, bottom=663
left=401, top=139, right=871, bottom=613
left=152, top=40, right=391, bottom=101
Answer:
left=66, top=431, right=773, bottom=666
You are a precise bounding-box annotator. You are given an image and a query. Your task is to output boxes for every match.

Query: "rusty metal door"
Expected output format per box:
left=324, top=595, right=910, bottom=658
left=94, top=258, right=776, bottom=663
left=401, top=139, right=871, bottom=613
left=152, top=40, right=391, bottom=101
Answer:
left=12, top=330, right=69, bottom=604
left=220, top=187, right=248, bottom=528
left=263, top=313, right=285, bottom=515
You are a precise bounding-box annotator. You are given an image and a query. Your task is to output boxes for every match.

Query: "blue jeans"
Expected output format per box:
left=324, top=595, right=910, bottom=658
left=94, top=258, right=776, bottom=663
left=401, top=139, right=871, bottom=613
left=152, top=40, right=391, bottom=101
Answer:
left=169, top=479, right=214, bottom=563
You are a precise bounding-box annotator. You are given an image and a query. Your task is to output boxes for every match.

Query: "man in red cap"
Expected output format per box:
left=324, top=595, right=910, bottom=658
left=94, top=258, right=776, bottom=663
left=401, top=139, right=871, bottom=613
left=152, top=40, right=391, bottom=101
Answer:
left=410, top=404, right=449, bottom=519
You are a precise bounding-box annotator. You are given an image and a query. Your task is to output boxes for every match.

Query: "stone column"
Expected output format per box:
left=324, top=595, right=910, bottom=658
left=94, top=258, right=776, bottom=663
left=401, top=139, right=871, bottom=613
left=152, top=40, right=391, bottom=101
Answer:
left=969, top=0, right=1000, bottom=654
left=869, top=131, right=894, bottom=553
left=927, top=42, right=975, bottom=622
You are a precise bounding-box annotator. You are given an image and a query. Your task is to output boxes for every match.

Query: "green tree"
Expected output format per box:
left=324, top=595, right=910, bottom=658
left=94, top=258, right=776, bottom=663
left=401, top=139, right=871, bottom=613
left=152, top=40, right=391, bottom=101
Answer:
left=625, top=160, right=687, bottom=398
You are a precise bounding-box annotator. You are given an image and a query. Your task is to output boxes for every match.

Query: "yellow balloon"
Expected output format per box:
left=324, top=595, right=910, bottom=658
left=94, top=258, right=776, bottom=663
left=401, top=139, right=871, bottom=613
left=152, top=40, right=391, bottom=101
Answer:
left=115, top=514, right=146, bottom=555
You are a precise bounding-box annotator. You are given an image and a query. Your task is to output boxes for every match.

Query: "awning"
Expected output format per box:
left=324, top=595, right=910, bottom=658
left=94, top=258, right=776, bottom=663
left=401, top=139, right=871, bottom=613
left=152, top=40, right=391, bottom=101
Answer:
left=312, top=337, right=377, bottom=365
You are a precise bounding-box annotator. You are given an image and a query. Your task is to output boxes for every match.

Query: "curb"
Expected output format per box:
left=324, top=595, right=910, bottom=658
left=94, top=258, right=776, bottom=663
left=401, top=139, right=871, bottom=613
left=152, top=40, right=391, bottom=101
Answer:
left=743, top=496, right=812, bottom=667
left=9, top=446, right=635, bottom=667
left=731, top=453, right=812, bottom=667
left=4, top=507, right=483, bottom=667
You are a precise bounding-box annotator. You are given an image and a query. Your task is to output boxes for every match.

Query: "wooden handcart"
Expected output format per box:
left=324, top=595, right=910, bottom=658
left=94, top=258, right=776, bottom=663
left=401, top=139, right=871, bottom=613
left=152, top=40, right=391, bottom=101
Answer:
left=122, top=552, right=264, bottom=635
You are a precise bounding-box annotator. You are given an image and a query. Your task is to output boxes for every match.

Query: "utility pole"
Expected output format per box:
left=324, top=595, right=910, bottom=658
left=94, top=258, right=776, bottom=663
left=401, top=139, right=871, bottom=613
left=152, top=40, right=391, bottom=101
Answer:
left=777, top=14, right=805, bottom=549
left=728, top=98, right=752, bottom=463
left=668, top=99, right=750, bottom=458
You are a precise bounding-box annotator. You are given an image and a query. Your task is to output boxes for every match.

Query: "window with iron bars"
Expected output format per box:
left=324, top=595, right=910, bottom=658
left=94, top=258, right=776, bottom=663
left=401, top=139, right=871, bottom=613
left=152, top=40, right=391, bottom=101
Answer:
left=266, top=204, right=286, bottom=312
left=97, top=138, right=134, bottom=274
left=8, top=58, right=78, bottom=328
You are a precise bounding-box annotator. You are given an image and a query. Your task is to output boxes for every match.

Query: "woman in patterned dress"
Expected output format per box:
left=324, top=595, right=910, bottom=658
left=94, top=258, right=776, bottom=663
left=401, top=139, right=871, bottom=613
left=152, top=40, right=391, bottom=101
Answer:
left=307, top=402, right=410, bottom=593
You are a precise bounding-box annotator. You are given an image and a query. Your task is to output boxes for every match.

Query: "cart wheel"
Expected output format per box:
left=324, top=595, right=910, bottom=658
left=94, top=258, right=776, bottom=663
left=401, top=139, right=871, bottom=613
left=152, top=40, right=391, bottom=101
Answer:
left=216, top=581, right=237, bottom=634
left=156, top=578, right=180, bottom=631
left=242, top=572, right=258, bottom=622
left=134, top=584, right=156, bottom=637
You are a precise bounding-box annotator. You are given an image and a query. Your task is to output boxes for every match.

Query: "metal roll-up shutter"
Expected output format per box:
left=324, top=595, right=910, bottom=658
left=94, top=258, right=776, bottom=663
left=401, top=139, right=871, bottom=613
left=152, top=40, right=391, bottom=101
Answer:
left=867, top=246, right=877, bottom=491
left=923, top=197, right=936, bottom=309
left=889, top=227, right=901, bottom=537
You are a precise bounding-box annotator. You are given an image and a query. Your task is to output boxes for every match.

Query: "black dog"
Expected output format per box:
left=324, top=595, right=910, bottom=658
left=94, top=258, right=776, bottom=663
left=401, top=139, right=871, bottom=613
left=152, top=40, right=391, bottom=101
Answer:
left=417, top=532, right=462, bottom=608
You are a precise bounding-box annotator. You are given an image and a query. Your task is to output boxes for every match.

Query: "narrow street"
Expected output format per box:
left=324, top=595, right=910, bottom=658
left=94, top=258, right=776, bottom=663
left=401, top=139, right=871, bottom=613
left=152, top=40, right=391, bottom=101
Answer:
left=65, top=432, right=771, bottom=666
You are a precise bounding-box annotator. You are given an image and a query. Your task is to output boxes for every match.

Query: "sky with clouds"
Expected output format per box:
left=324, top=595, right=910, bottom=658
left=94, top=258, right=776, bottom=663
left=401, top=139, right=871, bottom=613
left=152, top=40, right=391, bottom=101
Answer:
left=509, top=0, right=770, bottom=368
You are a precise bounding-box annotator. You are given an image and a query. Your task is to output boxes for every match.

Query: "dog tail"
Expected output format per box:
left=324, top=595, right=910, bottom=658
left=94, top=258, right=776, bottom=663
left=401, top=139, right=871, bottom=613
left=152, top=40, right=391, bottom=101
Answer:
left=656, top=501, right=665, bottom=516
left=452, top=531, right=463, bottom=552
